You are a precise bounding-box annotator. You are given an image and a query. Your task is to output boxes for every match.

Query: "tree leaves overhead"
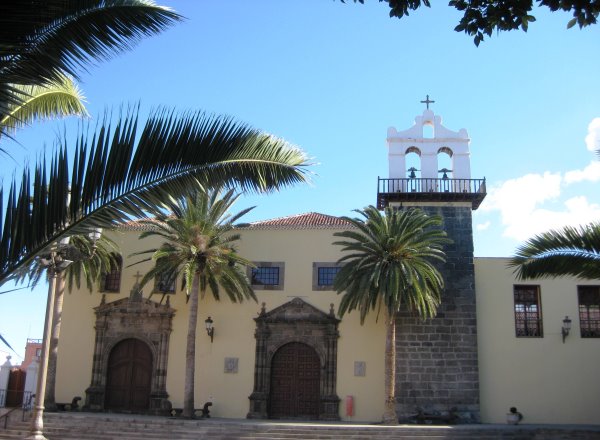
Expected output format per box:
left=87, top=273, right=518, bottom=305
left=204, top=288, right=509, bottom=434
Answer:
left=0, top=108, right=311, bottom=285
left=509, top=222, right=600, bottom=280
left=342, top=1, right=599, bottom=45
left=0, top=0, right=182, bottom=137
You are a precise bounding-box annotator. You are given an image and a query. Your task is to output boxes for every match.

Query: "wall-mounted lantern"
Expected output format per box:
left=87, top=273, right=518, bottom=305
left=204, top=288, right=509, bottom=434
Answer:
left=205, top=316, right=214, bottom=343
left=562, top=316, right=572, bottom=343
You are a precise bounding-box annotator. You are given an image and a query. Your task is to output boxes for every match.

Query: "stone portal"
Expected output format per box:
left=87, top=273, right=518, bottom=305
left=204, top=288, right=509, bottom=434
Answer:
left=85, top=285, right=174, bottom=414
left=247, top=298, right=340, bottom=420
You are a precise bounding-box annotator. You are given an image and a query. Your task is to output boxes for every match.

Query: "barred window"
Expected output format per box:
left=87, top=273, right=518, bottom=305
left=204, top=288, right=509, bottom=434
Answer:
left=578, top=286, right=600, bottom=338
left=318, top=267, right=340, bottom=286
left=100, top=255, right=122, bottom=293
left=514, top=285, right=543, bottom=337
left=249, top=262, right=284, bottom=290
left=312, top=263, right=341, bottom=290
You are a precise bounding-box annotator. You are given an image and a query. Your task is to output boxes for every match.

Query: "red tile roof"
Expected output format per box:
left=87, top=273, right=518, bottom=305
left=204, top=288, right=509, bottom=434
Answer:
left=242, top=212, right=352, bottom=230
left=121, top=212, right=352, bottom=231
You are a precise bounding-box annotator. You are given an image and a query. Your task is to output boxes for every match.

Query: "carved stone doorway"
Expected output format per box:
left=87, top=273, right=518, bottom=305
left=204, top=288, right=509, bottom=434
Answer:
left=269, top=342, right=320, bottom=419
left=105, top=338, right=152, bottom=412
left=85, top=287, right=174, bottom=415
left=247, top=298, right=340, bottom=420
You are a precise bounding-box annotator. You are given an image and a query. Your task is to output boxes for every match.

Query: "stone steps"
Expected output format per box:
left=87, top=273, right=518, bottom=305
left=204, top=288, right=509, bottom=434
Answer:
left=1, top=412, right=599, bottom=440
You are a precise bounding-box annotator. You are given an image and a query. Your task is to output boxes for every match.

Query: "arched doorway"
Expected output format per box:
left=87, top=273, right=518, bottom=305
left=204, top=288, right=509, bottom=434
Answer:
left=269, top=342, right=320, bottom=419
left=105, top=338, right=152, bottom=412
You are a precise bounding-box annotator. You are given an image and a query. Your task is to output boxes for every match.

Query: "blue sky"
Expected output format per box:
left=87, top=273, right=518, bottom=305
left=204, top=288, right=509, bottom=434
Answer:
left=1, top=1, right=600, bottom=360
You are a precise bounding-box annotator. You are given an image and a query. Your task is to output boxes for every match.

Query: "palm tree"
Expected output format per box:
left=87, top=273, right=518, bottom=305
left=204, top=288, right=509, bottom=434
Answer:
left=332, top=206, right=449, bottom=424
left=132, top=185, right=257, bottom=418
left=0, top=108, right=310, bottom=286
left=0, top=0, right=181, bottom=142
left=509, top=222, right=600, bottom=280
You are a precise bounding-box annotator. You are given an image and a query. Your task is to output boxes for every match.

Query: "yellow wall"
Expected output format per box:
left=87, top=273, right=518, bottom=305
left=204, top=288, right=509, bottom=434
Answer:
left=57, top=226, right=386, bottom=422
left=57, top=238, right=600, bottom=425
left=475, top=257, right=600, bottom=424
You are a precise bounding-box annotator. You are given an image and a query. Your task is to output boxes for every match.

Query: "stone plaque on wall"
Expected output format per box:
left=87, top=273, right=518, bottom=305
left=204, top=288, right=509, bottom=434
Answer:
left=354, top=361, right=366, bottom=377
left=224, top=357, right=239, bottom=374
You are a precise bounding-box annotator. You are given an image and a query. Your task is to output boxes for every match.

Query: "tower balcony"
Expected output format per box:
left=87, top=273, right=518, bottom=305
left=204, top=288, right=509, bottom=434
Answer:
left=377, top=177, right=487, bottom=210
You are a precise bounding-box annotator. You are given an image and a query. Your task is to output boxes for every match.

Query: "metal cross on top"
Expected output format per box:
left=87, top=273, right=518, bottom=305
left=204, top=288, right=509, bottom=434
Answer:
left=420, top=94, right=435, bottom=110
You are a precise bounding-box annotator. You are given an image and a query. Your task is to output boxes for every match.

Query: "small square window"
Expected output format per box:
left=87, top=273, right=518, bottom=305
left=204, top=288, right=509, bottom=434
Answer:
left=578, top=286, right=600, bottom=338
left=513, top=285, right=543, bottom=337
left=312, top=263, right=341, bottom=291
left=249, top=262, right=284, bottom=290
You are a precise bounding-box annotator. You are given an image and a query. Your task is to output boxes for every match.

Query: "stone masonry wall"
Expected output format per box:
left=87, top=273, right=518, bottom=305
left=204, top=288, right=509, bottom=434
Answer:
left=395, top=205, right=480, bottom=423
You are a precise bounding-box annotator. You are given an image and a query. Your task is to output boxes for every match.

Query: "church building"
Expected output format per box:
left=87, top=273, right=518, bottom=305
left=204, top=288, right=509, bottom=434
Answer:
left=50, top=107, right=600, bottom=425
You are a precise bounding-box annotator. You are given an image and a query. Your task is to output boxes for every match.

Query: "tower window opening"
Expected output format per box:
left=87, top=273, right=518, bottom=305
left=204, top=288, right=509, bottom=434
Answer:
left=423, top=123, right=434, bottom=139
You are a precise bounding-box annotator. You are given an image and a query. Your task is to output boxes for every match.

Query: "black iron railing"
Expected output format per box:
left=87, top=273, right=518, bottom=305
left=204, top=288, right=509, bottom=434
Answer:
left=377, top=177, right=486, bottom=195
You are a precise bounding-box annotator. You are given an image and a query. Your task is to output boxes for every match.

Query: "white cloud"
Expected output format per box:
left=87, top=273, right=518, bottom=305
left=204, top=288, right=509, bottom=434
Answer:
left=478, top=118, right=600, bottom=243
left=480, top=171, right=562, bottom=217
left=585, top=118, right=600, bottom=152
left=564, top=160, right=600, bottom=184
left=476, top=221, right=491, bottom=231
left=481, top=172, right=600, bottom=241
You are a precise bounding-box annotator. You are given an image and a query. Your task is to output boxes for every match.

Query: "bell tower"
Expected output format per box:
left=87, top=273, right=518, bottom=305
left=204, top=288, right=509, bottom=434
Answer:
left=377, top=99, right=486, bottom=422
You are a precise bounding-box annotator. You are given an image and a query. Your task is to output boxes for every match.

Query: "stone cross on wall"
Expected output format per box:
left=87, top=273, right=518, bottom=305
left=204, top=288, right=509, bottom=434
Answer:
left=133, top=271, right=143, bottom=284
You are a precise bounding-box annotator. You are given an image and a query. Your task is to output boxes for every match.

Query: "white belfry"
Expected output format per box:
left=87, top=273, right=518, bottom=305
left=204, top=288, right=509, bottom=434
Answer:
left=386, top=108, right=471, bottom=181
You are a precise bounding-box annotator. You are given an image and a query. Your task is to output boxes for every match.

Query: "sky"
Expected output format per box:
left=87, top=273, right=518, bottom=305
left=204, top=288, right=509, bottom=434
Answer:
left=1, top=1, right=599, bottom=360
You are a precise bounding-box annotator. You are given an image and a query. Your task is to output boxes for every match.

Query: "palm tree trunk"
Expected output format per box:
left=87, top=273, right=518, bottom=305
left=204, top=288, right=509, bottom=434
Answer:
left=44, top=273, right=65, bottom=411
left=183, top=274, right=200, bottom=418
left=382, top=310, right=398, bottom=424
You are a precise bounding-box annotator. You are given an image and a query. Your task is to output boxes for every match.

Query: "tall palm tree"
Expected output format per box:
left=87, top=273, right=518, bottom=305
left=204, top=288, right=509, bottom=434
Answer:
left=0, top=0, right=181, bottom=142
left=509, top=222, right=600, bottom=280
left=0, top=108, right=310, bottom=286
left=332, top=206, right=449, bottom=424
left=132, top=185, right=257, bottom=418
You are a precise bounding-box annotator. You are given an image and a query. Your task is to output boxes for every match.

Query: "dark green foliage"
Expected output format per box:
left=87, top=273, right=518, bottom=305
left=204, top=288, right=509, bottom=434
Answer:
left=131, top=184, right=257, bottom=305
left=333, top=206, right=450, bottom=323
left=341, top=1, right=599, bottom=45
left=0, top=0, right=182, bottom=134
left=510, top=222, right=600, bottom=280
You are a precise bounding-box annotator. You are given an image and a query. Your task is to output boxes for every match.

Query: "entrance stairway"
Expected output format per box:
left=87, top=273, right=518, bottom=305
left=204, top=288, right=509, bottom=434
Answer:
left=2, top=412, right=600, bottom=440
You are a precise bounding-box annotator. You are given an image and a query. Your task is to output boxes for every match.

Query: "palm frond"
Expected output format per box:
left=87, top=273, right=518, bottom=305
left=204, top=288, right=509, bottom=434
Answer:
left=0, top=108, right=311, bottom=285
left=23, top=233, right=120, bottom=292
left=509, top=222, right=600, bottom=280
left=0, top=1, right=182, bottom=88
left=1, top=74, right=88, bottom=134
left=333, top=206, right=450, bottom=323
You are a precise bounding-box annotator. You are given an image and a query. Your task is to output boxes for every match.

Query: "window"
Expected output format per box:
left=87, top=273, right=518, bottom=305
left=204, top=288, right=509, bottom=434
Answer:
left=578, top=286, right=600, bottom=338
left=35, top=348, right=42, bottom=357
left=513, top=285, right=543, bottom=337
left=154, top=270, right=176, bottom=294
left=312, top=262, right=341, bottom=291
left=100, top=254, right=122, bottom=293
left=249, top=262, right=284, bottom=290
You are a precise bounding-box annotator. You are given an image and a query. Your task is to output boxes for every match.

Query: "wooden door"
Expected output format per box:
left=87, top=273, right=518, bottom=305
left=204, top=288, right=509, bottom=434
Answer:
left=269, top=342, right=320, bottom=419
left=5, top=369, right=26, bottom=407
left=105, top=338, right=152, bottom=412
